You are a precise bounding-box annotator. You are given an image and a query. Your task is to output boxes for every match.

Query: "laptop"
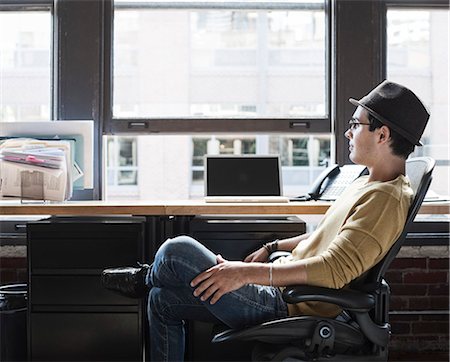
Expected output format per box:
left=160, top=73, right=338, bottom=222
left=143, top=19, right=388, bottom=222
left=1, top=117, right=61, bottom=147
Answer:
left=204, top=155, right=289, bottom=203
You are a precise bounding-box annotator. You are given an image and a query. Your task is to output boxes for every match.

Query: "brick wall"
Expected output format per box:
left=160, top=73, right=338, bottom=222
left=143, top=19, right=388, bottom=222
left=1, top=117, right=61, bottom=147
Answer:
left=386, top=246, right=449, bottom=361
left=0, top=245, right=27, bottom=284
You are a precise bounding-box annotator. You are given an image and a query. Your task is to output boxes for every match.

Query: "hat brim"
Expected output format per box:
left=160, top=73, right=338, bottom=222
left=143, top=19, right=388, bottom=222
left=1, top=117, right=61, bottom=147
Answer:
left=349, top=98, right=422, bottom=146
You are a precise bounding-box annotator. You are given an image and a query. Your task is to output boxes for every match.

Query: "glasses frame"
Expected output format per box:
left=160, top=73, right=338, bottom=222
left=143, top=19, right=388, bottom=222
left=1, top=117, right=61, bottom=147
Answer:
left=348, top=117, right=372, bottom=131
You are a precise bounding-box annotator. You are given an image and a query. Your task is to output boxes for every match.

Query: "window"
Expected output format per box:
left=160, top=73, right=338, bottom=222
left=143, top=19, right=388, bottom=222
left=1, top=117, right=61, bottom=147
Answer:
left=104, top=1, right=331, bottom=200
left=105, top=136, right=139, bottom=198
left=386, top=6, right=449, bottom=196
left=14, top=0, right=442, bottom=204
left=105, top=134, right=330, bottom=200
left=108, top=0, right=329, bottom=133
left=0, top=9, right=52, bottom=121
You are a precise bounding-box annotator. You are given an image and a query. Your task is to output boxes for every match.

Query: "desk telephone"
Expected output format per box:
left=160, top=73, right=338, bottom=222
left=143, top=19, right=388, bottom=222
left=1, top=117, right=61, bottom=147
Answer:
left=294, top=164, right=368, bottom=201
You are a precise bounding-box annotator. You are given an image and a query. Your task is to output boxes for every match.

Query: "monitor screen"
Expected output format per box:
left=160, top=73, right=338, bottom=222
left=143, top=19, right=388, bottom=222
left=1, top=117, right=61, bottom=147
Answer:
left=205, top=155, right=282, bottom=196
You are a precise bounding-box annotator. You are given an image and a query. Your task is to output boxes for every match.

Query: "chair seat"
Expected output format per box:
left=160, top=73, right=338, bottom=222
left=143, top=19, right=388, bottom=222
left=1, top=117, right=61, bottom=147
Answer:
left=213, top=315, right=366, bottom=349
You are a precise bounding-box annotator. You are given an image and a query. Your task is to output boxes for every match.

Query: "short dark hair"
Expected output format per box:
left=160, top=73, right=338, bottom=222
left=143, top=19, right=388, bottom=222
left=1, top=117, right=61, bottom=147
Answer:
left=368, top=114, right=415, bottom=159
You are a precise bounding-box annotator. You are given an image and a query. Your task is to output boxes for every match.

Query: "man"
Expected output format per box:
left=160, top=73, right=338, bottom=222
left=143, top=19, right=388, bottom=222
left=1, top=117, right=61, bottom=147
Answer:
left=102, top=80, right=430, bottom=361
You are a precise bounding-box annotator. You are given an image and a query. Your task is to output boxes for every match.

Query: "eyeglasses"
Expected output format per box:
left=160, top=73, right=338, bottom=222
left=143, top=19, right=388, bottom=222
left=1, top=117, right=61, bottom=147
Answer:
left=348, top=118, right=371, bottom=131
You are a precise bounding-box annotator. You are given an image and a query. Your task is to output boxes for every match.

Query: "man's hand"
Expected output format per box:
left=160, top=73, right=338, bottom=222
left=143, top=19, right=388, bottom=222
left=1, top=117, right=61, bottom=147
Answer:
left=244, top=247, right=268, bottom=263
left=191, top=255, right=249, bottom=304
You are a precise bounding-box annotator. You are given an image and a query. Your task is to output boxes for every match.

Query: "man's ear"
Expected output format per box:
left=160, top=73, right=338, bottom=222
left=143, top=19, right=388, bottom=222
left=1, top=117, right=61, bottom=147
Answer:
left=379, top=125, right=391, bottom=144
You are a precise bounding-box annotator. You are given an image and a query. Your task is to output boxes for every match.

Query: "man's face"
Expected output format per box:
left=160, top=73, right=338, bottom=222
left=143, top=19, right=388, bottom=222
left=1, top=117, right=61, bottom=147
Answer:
left=345, top=107, right=378, bottom=165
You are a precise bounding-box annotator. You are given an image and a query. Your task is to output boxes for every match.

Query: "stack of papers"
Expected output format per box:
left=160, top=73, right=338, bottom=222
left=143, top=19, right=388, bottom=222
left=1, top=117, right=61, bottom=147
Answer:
left=1, top=148, right=66, bottom=169
left=0, top=138, right=74, bottom=201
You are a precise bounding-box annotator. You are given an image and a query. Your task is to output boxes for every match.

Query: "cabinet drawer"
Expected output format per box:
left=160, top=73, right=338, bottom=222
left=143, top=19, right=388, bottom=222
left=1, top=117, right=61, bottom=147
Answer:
left=30, top=237, right=142, bottom=270
left=31, top=275, right=138, bottom=305
left=30, top=312, right=142, bottom=361
left=28, top=221, right=144, bottom=270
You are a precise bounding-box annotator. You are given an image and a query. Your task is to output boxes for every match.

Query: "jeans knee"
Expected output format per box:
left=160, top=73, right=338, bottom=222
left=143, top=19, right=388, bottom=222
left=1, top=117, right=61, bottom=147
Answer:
left=158, top=235, right=201, bottom=259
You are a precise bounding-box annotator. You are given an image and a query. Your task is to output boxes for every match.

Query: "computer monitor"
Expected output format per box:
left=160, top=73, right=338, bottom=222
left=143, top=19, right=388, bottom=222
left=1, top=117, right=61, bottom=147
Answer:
left=205, top=155, right=283, bottom=197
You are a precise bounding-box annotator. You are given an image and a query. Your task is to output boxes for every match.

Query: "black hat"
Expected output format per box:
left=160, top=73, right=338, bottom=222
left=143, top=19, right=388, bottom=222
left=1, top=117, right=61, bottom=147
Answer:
left=349, top=80, right=430, bottom=146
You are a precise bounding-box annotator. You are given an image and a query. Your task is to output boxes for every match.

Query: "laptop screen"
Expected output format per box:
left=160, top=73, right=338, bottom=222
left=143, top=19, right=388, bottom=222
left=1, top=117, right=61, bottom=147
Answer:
left=205, top=155, right=282, bottom=196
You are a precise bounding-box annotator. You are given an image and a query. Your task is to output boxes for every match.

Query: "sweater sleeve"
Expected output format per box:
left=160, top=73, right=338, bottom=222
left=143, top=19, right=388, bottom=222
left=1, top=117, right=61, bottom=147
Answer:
left=303, top=190, right=408, bottom=289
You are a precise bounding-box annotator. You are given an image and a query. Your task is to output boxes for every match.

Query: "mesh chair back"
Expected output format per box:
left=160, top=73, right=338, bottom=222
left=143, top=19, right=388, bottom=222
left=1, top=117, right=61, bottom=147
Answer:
left=356, top=157, right=435, bottom=286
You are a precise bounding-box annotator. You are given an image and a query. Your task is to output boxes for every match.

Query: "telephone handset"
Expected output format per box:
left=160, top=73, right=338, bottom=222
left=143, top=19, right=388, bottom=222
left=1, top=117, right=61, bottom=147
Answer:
left=293, top=164, right=368, bottom=201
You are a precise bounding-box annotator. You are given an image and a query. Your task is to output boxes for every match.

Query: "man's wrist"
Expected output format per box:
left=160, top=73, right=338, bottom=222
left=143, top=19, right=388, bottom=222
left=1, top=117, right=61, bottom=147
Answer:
left=263, top=239, right=279, bottom=255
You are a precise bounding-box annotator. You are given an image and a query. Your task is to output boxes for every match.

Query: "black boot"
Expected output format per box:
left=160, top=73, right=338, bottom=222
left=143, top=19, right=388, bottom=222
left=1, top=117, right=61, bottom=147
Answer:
left=101, top=262, right=151, bottom=298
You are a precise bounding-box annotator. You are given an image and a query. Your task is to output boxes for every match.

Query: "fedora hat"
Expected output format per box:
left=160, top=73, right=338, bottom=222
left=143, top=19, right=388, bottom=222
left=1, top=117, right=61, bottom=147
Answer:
left=349, top=80, right=430, bottom=146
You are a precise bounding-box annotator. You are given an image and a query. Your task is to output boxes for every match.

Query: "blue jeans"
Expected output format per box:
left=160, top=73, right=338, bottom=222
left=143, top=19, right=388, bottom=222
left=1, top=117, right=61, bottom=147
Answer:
left=146, top=235, right=288, bottom=362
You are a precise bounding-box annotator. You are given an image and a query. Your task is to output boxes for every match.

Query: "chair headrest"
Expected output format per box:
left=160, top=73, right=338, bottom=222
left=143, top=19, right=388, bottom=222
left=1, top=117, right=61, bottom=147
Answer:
left=405, top=157, right=435, bottom=197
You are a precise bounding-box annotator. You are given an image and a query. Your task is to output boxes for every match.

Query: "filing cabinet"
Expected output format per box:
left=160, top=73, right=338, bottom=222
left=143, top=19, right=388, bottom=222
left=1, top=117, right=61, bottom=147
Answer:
left=27, top=217, right=146, bottom=362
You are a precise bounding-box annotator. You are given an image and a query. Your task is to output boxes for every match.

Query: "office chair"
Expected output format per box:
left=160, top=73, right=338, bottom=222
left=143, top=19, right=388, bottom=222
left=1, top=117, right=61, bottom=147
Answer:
left=212, top=157, right=435, bottom=362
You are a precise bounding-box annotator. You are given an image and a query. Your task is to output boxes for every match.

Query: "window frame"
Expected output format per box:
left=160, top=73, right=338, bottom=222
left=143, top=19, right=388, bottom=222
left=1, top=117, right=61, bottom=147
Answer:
left=102, top=0, right=332, bottom=134
left=380, top=0, right=450, bottom=81
left=0, top=0, right=55, bottom=120
left=0, top=0, right=53, bottom=9
left=332, top=0, right=449, bottom=165
left=381, top=0, right=450, bottom=170
left=4, top=0, right=447, bottom=203
left=0, top=0, right=104, bottom=201
left=55, top=0, right=105, bottom=200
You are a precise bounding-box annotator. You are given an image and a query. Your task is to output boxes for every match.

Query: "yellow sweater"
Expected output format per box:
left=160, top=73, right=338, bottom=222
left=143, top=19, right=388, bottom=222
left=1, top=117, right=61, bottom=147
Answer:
left=276, top=174, right=413, bottom=317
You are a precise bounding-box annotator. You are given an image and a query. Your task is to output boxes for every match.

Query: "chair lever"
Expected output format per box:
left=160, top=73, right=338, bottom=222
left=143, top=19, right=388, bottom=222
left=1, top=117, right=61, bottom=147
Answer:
left=305, top=321, right=335, bottom=359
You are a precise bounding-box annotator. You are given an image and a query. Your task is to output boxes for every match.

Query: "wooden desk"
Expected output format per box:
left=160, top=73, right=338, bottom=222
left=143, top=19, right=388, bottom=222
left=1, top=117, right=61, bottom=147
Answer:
left=0, top=199, right=448, bottom=215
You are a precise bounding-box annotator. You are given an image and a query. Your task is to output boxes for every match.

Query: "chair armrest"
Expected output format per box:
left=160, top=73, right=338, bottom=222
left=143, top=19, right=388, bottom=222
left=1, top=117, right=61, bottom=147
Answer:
left=268, top=251, right=291, bottom=263
left=282, top=285, right=375, bottom=312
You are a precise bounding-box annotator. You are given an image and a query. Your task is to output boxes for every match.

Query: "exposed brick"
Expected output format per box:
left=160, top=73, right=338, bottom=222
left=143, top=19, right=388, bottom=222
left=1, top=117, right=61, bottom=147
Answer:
left=428, top=284, right=449, bottom=296
left=391, top=321, right=411, bottom=335
left=389, top=351, right=450, bottom=361
left=385, top=271, right=403, bottom=283
left=429, top=259, right=450, bottom=270
left=390, top=258, right=427, bottom=269
left=389, top=314, right=420, bottom=322
left=390, top=284, right=427, bottom=296
left=390, top=335, right=448, bottom=352
left=399, top=246, right=449, bottom=259
left=16, top=269, right=28, bottom=283
left=430, top=296, right=450, bottom=310
left=390, top=296, right=409, bottom=310
left=412, top=321, right=449, bottom=334
left=421, top=314, right=449, bottom=322
left=0, top=269, right=19, bottom=284
left=0, top=257, right=27, bottom=268
left=409, top=297, right=430, bottom=310
left=403, top=271, right=448, bottom=284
